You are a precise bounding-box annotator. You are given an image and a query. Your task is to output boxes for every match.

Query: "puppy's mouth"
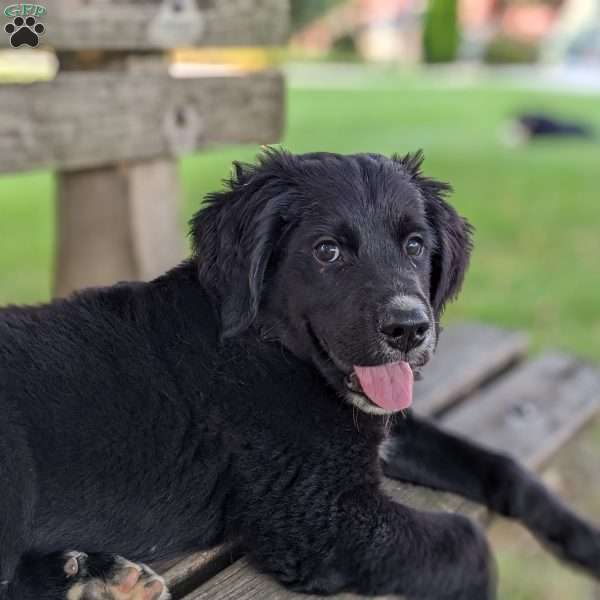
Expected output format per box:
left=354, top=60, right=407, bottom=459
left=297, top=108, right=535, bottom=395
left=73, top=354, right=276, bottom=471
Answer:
left=306, top=321, right=426, bottom=413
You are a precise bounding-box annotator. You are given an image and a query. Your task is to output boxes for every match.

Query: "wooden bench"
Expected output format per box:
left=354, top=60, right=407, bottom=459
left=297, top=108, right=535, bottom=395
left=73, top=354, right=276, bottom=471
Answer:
left=0, top=0, right=288, bottom=297
left=152, top=322, right=600, bottom=599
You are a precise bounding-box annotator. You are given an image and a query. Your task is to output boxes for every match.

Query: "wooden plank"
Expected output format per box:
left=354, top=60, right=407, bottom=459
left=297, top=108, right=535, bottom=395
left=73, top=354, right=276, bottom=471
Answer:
left=0, top=0, right=289, bottom=50
left=414, top=323, right=529, bottom=417
left=182, top=557, right=396, bottom=600
left=0, top=69, right=284, bottom=173
left=55, top=159, right=185, bottom=296
left=161, top=544, right=241, bottom=597
left=53, top=54, right=183, bottom=295
left=441, top=353, right=600, bottom=470
left=163, top=551, right=224, bottom=590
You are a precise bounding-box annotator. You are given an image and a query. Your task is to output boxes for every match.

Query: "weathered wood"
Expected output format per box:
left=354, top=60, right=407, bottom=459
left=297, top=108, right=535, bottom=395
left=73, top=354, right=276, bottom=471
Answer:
left=0, top=0, right=289, bottom=50
left=414, top=323, right=528, bottom=417
left=53, top=53, right=182, bottom=295
left=161, top=544, right=241, bottom=597
left=442, top=353, right=600, bottom=470
left=55, top=159, right=185, bottom=296
left=0, top=70, right=284, bottom=173
left=182, top=557, right=398, bottom=600
left=128, top=159, right=184, bottom=280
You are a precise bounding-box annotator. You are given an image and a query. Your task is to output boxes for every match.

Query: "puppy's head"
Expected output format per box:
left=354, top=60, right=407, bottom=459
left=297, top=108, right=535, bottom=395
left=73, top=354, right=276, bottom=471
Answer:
left=192, top=149, right=472, bottom=415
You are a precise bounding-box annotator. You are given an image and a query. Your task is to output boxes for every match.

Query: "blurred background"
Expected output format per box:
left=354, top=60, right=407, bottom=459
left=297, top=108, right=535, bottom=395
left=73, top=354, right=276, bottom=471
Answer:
left=1, top=1, right=599, bottom=598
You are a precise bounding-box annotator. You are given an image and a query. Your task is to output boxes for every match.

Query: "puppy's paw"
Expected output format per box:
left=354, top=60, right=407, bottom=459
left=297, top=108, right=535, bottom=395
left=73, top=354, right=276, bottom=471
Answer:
left=64, top=552, right=170, bottom=600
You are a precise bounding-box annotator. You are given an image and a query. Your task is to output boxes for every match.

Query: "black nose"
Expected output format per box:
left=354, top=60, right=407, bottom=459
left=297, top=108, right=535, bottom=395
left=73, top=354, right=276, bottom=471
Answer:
left=380, top=308, right=430, bottom=352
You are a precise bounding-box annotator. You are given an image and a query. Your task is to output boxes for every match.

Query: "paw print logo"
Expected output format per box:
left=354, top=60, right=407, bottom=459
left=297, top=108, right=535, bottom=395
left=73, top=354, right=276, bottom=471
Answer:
left=5, top=16, right=45, bottom=48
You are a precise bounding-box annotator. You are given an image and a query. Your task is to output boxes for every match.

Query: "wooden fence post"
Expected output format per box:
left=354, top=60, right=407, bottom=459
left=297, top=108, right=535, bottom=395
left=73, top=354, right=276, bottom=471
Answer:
left=55, top=159, right=184, bottom=296
left=0, top=0, right=288, bottom=298
left=54, top=52, right=184, bottom=296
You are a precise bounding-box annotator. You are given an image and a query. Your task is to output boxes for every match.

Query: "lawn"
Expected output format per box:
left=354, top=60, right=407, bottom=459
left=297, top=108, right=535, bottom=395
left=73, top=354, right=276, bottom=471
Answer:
left=1, top=65, right=599, bottom=598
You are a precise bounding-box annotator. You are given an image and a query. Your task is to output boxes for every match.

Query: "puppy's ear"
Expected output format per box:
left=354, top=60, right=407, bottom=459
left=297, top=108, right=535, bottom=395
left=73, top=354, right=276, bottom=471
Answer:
left=395, top=151, right=473, bottom=317
left=190, top=154, right=291, bottom=339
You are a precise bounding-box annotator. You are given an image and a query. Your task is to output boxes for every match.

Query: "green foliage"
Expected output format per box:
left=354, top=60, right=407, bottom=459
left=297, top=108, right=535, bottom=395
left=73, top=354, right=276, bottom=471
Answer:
left=330, top=33, right=359, bottom=60
left=423, top=0, right=460, bottom=63
left=484, top=35, right=539, bottom=64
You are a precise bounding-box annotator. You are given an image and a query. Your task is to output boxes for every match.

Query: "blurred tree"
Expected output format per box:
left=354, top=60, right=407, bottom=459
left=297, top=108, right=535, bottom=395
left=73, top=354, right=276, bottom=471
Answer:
left=290, top=0, right=346, bottom=32
left=423, top=0, right=460, bottom=63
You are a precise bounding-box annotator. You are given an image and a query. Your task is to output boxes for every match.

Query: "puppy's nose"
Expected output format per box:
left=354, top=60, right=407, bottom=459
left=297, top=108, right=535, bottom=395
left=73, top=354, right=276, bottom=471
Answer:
left=380, top=308, right=430, bottom=352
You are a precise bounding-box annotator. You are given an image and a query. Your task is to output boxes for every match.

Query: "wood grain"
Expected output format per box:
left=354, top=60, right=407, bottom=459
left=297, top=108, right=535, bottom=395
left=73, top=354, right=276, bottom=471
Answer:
left=183, top=557, right=398, bottom=600
left=162, top=544, right=242, bottom=597
left=55, top=159, right=185, bottom=296
left=442, top=353, right=600, bottom=470
left=0, top=0, right=289, bottom=50
left=413, top=323, right=529, bottom=417
left=0, top=70, right=284, bottom=173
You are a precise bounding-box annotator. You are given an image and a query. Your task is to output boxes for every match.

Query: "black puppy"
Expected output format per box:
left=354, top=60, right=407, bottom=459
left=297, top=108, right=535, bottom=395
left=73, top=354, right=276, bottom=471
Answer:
left=1, top=150, right=599, bottom=600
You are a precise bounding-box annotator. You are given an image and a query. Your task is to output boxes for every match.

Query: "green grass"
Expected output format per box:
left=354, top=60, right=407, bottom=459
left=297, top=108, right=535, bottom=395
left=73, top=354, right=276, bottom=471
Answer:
left=0, top=170, right=54, bottom=303
left=1, top=65, right=599, bottom=598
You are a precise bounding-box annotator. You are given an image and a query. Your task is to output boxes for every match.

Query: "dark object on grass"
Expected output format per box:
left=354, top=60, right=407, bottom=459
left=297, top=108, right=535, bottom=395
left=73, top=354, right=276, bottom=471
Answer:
left=514, top=112, right=595, bottom=141
left=1, top=150, right=600, bottom=600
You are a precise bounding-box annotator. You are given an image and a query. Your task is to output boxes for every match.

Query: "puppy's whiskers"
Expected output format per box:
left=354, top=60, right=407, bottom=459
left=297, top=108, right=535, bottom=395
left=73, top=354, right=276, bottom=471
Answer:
left=352, top=405, right=360, bottom=432
left=383, top=414, right=393, bottom=435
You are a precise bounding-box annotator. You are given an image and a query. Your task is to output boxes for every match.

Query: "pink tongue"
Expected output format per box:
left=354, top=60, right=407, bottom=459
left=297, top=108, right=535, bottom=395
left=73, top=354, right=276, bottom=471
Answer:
left=353, top=362, right=414, bottom=411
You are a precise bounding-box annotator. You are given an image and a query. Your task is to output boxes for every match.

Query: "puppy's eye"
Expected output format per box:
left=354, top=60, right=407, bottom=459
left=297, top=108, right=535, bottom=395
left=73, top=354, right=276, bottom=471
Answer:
left=405, top=236, right=424, bottom=257
left=314, top=240, right=341, bottom=264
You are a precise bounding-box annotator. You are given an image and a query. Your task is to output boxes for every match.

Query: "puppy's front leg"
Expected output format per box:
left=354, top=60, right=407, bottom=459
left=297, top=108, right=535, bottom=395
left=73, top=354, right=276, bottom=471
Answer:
left=7, top=551, right=169, bottom=600
left=245, top=487, right=495, bottom=599
left=381, top=413, right=600, bottom=577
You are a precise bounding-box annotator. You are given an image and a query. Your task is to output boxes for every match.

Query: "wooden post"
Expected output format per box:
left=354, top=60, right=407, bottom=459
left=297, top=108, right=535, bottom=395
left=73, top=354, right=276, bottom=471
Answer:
left=0, top=0, right=287, bottom=297
left=55, top=159, right=184, bottom=296
left=54, top=52, right=184, bottom=297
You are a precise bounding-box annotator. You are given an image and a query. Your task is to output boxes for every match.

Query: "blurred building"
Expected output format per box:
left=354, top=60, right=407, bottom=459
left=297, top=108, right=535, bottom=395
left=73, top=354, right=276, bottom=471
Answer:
left=459, top=0, right=600, bottom=64
left=291, top=0, right=425, bottom=64
left=354, top=0, right=424, bottom=63
left=459, top=0, right=561, bottom=60
left=291, top=0, right=600, bottom=65
left=542, top=0, right=600, bottom=63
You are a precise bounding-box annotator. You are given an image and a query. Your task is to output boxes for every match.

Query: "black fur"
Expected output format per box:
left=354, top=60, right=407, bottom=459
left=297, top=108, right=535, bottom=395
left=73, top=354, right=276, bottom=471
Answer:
left=1, top=150, right=598, bottom=600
